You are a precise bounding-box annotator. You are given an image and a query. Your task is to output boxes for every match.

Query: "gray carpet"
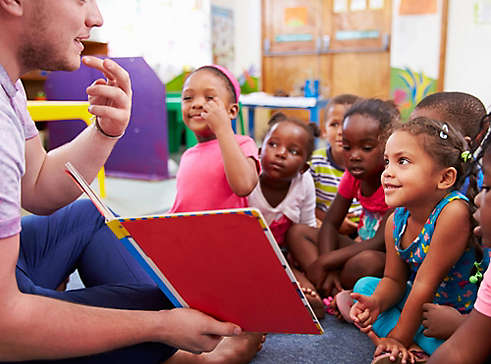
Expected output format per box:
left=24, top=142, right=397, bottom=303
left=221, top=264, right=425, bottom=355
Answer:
left=251, top=314, right=375, bottom=364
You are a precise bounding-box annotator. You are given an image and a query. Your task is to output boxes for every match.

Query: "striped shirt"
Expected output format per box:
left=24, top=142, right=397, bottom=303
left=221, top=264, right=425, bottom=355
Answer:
left=309, top=147, right=362, bottom=217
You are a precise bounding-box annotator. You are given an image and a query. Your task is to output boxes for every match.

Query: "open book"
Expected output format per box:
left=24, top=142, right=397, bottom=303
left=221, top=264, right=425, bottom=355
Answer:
left=65, top=162, right=323, bottom=334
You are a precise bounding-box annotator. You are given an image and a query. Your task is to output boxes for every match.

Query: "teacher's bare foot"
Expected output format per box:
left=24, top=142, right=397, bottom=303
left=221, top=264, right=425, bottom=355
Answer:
left=167, top=332, right=265, bottom=364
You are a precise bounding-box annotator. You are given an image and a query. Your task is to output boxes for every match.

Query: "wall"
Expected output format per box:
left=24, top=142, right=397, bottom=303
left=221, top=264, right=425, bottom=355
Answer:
left=390, top=0, right=442, bottom=120
left=444, top=0, right=491, bottom=108
left=91, top=0, right=261, bottom=83
left=210, top=0, right=261, bottom=78
left=93, top=0, right=212, bottom=83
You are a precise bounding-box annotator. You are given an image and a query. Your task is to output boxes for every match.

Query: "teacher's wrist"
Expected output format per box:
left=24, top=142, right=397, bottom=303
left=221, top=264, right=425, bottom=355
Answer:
left=91, top=116, right=125, bottom=139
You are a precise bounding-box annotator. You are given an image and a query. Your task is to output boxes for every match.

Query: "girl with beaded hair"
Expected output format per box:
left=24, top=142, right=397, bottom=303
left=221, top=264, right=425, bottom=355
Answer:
left=349, top=117, right=488, bottom=363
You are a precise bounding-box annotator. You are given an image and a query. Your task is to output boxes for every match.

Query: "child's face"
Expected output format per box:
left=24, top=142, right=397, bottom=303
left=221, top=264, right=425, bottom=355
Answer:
left=474, top=150, right=491, bottom=247
left=382, top=131, right=446, bottom=208
left=324, top=104, right=350, bottom=155
left=181, top=70, right=234, bottom=139
left=342, top=114, right=385, bottom=181
left=260, top=122, right=309, bottom=181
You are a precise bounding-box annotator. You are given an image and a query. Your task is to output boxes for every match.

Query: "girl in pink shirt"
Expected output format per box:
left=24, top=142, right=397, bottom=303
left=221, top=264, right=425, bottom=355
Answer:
left=170, top=65, right=259, bottom=213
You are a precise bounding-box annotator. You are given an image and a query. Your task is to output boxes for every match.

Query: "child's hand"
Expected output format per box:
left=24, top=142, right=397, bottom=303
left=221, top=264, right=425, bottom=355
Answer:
left=201, top=97, right=232, bottom=135
left=320, top=270, right=343, bottom=298
left=349, top=292, right=380, bottom=332
left=374, top=337, right=412, bottom=364
left=305, top=259, right=328, bottom=290
left=422, top=303, right=465, bottom=339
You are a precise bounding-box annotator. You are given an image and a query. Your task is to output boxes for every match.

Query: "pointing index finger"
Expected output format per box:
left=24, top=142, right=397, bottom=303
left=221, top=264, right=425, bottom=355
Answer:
left=82, top=56, right=131, bottom=96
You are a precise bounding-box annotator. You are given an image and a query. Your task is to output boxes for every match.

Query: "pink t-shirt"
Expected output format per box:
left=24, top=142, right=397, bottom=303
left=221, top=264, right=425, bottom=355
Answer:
left=475, top=266, right=491, bottom=317
left=170, top=135, right=258, bottom=213
left=338, top=171, right=389, bottom=214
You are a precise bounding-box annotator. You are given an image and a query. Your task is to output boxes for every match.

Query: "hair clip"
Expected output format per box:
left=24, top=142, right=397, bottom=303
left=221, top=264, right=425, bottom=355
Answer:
left=469, top=261, right=483, bottom=284
left=461, top=151, right=473, bottom=163
left=439, top=123, right=449, bottom=140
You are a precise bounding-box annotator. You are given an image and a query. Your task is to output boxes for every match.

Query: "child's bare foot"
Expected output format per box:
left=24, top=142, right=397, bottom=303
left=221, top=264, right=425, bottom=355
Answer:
left=167, top=332, right=265, bottom=364
left=291, top=268, right=325, bottom=319
left=325, top=290, right=354, bottom=322
left=422, top=303, right=465, bottom=339
left=301, top=286, right=325, bottom=319
left=408, top=344, right=430, bottom=363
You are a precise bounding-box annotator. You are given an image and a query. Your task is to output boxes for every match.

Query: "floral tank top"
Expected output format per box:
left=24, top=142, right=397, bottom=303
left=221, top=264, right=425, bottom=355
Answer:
left=393, top=191, right=481, bottom=313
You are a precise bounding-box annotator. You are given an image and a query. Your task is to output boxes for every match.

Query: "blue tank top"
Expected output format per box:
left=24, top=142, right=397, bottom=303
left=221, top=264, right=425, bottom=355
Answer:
left=393, top=191, right=481, bottom=313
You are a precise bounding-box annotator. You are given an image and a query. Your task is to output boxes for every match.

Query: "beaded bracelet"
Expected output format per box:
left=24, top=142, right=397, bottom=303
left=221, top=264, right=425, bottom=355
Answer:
left=91, top=116, right=125, bottom=139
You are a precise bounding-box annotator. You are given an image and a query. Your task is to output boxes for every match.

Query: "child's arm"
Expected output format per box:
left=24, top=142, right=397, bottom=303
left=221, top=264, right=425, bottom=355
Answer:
left=351, top=214, right=409, bottom=323
left=316, top=205, right=391, bottom=271
left=202, top=98, right=258, bottom=196
left=421, top=303, right=466, bottom=339
left=387, top=200, right=471, bottom=348
left=427, top=309, right=491, bottom=364
left=317, top=193, right=352, bottom=254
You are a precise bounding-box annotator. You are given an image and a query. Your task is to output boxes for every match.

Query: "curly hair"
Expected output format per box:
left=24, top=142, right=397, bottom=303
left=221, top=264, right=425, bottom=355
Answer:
left=414, top=92, right=486, bottom=141
left=396, top=117, right=476, bottom=200
left=265, top=112, right=321, bottom=161
left=343, top=98, right=400, bottom=141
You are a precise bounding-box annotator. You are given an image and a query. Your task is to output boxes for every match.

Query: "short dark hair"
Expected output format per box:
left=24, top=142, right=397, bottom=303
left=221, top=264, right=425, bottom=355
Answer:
left=265, top=112, right=320, bottom=160
left=414, top=92, right=486, bottom=139
left=343, top=98, right=400, bottom=140
left=328, top=94, right=361, bottom=108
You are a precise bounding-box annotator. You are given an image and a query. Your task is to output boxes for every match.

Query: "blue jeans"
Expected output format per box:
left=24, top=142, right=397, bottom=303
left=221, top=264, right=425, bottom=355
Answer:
left=11, top=199, right=176, bottom=363
left=353, top=276, right=443, bottom=355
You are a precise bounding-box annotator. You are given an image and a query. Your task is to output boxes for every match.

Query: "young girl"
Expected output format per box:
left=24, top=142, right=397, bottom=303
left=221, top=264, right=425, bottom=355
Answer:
left=286, top=99, right=399, bottom=312
left=170, top=65, right=259, bottom=213
left=247, top=112, right=323, bottom=316
left=169, top=65, right=264, bottom=360
left=350, top=117, right=484, bottom=363
left=411, top=93, right=491, bottom=341
left=428, top=131, right=491, bottom=363
left=310, top=94, right=362, bottom=233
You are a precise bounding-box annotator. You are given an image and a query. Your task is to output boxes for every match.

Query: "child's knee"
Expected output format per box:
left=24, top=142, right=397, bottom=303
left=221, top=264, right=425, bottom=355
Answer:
left=353, top=276, right=381, bottom=296
left=344, top=250, right=385, bottom=278
left=285, top=224, right=316, bottom=247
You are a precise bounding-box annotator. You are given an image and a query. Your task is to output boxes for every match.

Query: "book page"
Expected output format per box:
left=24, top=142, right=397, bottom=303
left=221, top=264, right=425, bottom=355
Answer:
left=64, top=162, right=115, bottom=221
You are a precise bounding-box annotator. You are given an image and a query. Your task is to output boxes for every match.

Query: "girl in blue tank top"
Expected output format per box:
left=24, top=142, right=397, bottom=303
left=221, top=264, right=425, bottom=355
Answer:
left=349, top=118, right=487, bottom=363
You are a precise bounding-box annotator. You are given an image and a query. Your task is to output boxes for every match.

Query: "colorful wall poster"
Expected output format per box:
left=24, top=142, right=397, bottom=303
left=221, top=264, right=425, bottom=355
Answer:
left=284, top=7, right=308, bottom=27
left=211, top=5, right=235, bottom=71
left=391, top=0, right=442, bottom=119
left=399, top=0, right=437, bottom=15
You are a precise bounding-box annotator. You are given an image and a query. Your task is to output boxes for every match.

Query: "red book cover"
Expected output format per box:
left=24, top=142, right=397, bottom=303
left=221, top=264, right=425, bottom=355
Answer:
left=65, top=162, right=323, bottom=334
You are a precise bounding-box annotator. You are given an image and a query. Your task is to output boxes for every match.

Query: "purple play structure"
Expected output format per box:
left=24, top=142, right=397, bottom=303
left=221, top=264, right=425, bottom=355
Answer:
left=45, top=57, right=169, bottom=180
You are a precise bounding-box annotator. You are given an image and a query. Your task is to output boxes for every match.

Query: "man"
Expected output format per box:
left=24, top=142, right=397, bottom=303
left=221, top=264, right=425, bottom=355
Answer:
left=0, top=0, right=261, bottom=363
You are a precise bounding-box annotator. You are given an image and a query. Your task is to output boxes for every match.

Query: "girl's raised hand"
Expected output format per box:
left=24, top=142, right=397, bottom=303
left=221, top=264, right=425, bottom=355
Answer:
left=201, top=97, right=232, bottom=135
left=82, top=56, right=132, bottom=138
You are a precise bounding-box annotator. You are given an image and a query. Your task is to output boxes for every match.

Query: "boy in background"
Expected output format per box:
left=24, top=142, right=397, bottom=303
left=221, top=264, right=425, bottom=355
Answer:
left=310, top=94, right=362, bottom=234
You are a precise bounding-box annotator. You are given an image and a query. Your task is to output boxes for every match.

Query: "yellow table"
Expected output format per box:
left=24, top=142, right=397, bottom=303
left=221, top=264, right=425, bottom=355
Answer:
left=26, top=101, right=106, bottom=198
